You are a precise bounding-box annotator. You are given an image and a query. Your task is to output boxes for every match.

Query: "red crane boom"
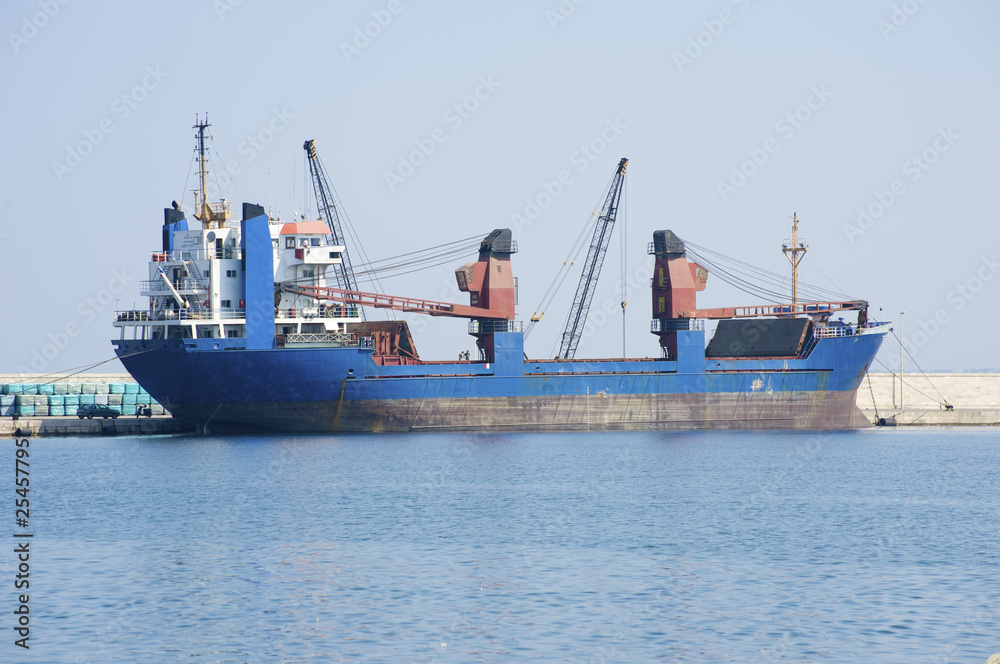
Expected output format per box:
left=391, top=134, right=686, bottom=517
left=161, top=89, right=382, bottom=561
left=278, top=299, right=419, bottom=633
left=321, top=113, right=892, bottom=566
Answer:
left=279, top=283, right=509, bottom=320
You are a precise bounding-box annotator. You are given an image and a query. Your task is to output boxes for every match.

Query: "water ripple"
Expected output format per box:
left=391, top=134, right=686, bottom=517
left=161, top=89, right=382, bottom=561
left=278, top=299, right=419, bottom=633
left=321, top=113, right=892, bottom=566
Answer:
left=22, top=428, right=1000, bottom=662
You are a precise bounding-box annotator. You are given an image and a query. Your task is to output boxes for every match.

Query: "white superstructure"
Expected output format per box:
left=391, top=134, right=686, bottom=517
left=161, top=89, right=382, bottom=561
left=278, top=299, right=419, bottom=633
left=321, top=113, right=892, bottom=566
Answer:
left=114, top=114, right=361, bottom=346
left=115, top=214, right=360, bottom=342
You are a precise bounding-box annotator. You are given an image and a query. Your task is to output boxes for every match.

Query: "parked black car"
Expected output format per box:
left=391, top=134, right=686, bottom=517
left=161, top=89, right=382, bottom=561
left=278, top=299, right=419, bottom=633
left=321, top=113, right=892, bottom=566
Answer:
left=76, top=404, right=120, bottom=419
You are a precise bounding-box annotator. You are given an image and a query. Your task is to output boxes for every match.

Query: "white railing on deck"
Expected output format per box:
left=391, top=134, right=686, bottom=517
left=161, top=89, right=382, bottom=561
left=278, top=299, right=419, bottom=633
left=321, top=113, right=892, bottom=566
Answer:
left=284, top=333, right=356, bottom=345
left=467, top=320, right=523, bottom=334
left=814, top=324, right=861, bottom=338
left=140, top=279, right=206, bottom=293
left=649, top=318, right=706, bottom=333
left=151, top=248, right=242, bottom=262
left=277, top=306, right=362, bottom=320
left=115, top=309, right=247, bottom=322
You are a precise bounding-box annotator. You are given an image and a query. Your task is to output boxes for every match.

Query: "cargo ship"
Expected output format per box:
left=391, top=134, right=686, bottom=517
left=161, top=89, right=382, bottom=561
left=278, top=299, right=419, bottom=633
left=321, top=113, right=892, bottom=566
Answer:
left=113, top=117, right=889, bottom=433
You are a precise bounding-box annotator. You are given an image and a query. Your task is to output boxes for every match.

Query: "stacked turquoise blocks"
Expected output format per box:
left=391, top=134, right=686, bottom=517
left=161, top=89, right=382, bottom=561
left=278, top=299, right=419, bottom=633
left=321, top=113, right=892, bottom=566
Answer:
left=2, top=381, right=167, bottom=416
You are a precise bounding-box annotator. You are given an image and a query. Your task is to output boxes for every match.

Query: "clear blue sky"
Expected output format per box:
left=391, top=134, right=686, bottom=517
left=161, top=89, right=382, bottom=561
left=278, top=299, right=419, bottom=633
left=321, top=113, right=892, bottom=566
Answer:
left=1, top=0, right=997, bottom=374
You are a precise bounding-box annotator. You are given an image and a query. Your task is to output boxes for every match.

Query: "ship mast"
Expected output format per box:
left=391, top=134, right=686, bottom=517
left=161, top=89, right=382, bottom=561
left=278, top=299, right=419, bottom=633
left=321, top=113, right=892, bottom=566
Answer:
left=782, top=212, right=808, bottom=307
left=191, top=113, right=231, bottom=229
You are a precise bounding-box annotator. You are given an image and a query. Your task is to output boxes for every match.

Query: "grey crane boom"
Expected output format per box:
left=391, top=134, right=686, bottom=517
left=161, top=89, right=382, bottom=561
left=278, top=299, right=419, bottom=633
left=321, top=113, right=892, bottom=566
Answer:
left=557, top=157, right=628, bottom=359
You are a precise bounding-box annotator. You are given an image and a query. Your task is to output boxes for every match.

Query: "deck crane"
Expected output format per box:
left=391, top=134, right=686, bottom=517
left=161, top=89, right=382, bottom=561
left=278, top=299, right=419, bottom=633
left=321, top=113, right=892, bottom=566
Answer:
left=303, top=139, right=364, bottom=317
left=556, top=157, right=628, bottom=359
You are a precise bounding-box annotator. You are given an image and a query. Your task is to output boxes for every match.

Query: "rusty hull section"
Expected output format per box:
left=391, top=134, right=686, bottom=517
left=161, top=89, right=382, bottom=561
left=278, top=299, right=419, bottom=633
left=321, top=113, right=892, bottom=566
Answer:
left=183, top=388, right=867, bottom=435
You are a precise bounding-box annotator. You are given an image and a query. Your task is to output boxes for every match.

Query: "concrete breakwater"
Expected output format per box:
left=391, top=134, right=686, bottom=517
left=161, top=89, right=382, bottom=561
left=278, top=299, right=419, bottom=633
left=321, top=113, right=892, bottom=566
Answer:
left=1, top=416, right=195, bottom=437
left=858, top=372, right=999, bottom=426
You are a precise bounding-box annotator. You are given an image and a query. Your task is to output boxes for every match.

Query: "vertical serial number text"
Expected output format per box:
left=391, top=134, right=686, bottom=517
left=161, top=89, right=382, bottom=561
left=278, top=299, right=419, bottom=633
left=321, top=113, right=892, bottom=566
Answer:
left=13, top=437, right=31, bottom=650
left=15, top=441, right=29, bottom=529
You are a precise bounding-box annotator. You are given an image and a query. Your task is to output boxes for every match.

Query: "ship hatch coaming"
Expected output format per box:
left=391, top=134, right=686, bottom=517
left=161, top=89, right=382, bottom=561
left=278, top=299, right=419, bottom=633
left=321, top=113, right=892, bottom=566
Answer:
left=706, top=318, right=814, bottom=359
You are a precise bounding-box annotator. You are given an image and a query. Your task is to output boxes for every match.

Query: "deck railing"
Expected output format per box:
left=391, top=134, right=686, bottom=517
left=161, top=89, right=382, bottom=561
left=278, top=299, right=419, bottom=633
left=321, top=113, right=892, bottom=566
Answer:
left=140, top=278, right=207, bottom=294
left=283, top=332, right=356, bottom=346
left=115, top=309, right=247, bottom=322
left=649, top=318, right=705, bottom=333
left=277, top=334, right=374, bottom=349
left=119, top=306, right=365, bottom=323
left=151, top=248, right=242, bottom=262
left=276, top=306, right=362, bottom=320
left=468, top=320, right=523, bottom=335
left=813, top=324, right=861, bottom=338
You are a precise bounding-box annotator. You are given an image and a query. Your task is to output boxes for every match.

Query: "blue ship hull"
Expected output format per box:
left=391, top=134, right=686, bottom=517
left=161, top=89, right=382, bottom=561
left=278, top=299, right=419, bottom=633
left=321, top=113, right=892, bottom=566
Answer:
left=113, top=328, right=884, bottom=433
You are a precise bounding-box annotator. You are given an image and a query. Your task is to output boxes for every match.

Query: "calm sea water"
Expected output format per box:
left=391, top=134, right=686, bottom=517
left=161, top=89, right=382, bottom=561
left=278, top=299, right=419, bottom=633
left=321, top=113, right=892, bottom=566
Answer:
left=6, top=428, right=999, bottom=663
